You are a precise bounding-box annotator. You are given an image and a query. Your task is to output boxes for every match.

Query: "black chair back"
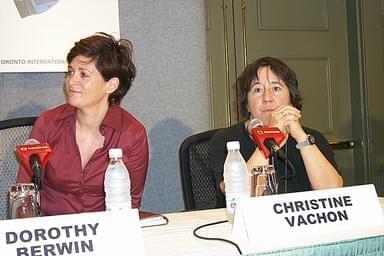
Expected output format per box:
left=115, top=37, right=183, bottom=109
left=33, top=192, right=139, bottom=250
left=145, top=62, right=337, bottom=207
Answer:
left=0, top=116, right=37, bottom=219
left=179, top=129, right=225, bottom=210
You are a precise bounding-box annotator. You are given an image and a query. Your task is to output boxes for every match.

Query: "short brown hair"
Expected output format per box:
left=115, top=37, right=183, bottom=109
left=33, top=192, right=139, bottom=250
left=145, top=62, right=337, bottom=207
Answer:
left=67, top=32, right=136, bottom=105
left=238, top=56, right=303, bottom=119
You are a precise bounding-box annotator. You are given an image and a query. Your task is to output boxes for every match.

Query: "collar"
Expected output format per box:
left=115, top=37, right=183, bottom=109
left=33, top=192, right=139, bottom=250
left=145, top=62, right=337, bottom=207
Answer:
left=53, top=104, right=124, bottom=131
left=54, top=104, right=76, bottom=121
left=101, top=105, right=124, bottom=131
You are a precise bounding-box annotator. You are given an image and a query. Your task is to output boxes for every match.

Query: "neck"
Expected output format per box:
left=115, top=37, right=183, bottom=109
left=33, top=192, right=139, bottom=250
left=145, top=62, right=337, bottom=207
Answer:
left=76, top=103, right=109, bottom=131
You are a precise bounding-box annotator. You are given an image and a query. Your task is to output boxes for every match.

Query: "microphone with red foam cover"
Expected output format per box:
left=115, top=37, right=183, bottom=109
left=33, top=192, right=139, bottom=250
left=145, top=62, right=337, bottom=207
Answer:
left=16, top=140, right=52, bottom=190
left=248, top=119, right=286, bottom=159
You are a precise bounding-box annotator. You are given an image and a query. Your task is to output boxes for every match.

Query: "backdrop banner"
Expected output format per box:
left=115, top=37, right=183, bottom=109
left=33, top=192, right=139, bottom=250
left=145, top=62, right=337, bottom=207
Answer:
left=0, top=0, right=119, bottom=73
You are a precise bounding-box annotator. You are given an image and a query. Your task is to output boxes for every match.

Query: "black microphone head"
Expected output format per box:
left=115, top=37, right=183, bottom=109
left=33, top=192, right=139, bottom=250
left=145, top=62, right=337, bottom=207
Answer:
left=29, top=154, right=42, bottom=170
left=29, top=154, right=42, bottom=190
left=264, top=138, right=287, bottom=161
left=248, top=118, right=263, bottom=133
left=264, top=139, right=278, bottom=152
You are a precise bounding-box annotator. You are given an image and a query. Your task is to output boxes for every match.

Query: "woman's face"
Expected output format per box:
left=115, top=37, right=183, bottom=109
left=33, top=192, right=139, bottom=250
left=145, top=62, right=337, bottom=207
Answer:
left=247, top=66, right=291, bottom=126
left=64, top=55, right=110, bottom=110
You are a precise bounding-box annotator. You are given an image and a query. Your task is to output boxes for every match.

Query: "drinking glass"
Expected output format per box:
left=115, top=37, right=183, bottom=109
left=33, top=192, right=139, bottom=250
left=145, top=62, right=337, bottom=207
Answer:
left=8, top=183, right=39, bottom=219
left=250, top=165, right=277, bottom=197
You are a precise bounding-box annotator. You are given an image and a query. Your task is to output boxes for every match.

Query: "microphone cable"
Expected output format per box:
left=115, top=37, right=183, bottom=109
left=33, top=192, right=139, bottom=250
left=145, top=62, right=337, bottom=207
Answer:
left=192, top=220, right=243, bottom=255
left=272, top=141, right=296, bottom=193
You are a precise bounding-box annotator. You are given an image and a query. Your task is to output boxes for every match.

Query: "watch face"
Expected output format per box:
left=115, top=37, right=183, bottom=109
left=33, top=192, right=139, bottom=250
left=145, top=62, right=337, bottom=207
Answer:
left=308, top=135, right=315, bottom=144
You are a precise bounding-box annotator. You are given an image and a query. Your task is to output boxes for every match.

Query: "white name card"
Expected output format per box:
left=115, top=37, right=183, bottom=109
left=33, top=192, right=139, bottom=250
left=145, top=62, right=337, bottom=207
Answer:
left=232, top=184, right=384, bottom=253
left=0, top=209, right=145, bottom=256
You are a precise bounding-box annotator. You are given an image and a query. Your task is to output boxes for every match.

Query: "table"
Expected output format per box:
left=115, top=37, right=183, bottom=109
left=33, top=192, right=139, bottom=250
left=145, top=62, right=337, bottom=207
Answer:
left=142, top=197, right=384, bottom=256
left=142, top=208, right=236, bottom=256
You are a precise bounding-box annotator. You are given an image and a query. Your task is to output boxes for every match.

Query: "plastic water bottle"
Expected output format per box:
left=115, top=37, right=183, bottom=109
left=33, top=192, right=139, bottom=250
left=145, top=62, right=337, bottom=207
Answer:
left=104, top=148, right=131, bottom=211
left=223, top=141, right=249, bottom=223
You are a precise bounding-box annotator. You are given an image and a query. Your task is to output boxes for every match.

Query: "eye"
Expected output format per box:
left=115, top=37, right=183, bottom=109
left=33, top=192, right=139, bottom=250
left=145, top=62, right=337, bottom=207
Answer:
left=80, top=71, right=90, bottom=78
left=270, top=82, right=283, bottom=94
left=251, top=83, right=263, bottom=96
left=65, top=69, right=74, bottom=77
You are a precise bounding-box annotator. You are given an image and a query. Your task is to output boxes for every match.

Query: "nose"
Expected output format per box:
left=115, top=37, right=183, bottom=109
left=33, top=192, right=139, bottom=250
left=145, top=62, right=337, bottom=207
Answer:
left=66, top=72, right=79, bottom=84
left=262, top=88, right=273, bottom=102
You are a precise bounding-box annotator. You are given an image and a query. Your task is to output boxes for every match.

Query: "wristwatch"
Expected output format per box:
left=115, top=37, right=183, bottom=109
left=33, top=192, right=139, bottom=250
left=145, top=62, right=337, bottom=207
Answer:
left=295, top=134, right=315, bottom=150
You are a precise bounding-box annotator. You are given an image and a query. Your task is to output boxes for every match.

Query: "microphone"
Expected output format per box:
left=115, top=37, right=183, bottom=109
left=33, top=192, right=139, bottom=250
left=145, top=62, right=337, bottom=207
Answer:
left=247, top=118, right=264, bottom=132
left=248, top=119, right=286, bottom=159
left=16, top=140, right=52, bottom=190
left=249, top=119, right=297, bottom=192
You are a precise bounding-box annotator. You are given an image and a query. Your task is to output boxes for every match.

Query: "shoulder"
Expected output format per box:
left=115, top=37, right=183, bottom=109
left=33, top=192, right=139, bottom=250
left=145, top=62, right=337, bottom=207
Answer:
left=120, top=108, right=146, bottom=132
left=107, top=106, right=147, bottom=137
left=28, top=104, right=74, bottom=142
left=212, top=122, right=247, bottom=141
left=210, top=122, right=250, bottom=151
left=35, top=104, right=74, bottom=126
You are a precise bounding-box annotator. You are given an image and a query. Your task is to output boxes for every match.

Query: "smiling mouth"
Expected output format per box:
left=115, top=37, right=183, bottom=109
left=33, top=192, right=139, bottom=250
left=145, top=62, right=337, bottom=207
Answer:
left=69, top=89, right=82, bottom=94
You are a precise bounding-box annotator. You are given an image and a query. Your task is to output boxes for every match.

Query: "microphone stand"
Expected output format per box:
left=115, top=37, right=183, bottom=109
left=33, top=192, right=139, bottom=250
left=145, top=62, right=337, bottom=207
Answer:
left=30, top=154, right=42, bottom=217
left=268, top=143, right=296, bottom=193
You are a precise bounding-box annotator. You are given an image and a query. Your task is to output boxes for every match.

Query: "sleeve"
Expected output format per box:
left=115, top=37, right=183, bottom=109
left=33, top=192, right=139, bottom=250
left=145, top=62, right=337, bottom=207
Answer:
left=16, top=115, right=48, bottom=183
left=123, top=127, right=149, bottom=209
left=311, top=129, right=339, bottom=171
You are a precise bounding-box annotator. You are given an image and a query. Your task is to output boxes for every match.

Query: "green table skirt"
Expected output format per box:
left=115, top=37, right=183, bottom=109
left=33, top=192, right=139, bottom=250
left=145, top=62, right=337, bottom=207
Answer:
left=245, top=235, right=384, bottom=256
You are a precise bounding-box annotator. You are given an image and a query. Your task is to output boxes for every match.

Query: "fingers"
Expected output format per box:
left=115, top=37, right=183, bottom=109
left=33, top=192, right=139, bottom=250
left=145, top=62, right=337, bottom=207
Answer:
left=270, top=105, right=301, bottom=132
left=276, top=105, right=301, bottom=119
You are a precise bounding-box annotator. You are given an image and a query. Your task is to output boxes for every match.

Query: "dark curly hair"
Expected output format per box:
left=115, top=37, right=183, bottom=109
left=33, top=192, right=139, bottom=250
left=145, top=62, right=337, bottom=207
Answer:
left=66, top=32, right=136, bottom=105
left=238, top=56, right=303, bottom=119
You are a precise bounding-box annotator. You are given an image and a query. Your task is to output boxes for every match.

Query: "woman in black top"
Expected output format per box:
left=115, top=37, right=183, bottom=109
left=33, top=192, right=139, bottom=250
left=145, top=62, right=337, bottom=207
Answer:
left=209, top=57, right=343, bottom=201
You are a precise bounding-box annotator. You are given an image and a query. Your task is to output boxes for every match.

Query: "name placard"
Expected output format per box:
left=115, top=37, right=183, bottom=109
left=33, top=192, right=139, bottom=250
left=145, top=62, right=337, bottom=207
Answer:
left=232, top=184, right=384, bottom=253
left=0, top=209, right=145, bottom=255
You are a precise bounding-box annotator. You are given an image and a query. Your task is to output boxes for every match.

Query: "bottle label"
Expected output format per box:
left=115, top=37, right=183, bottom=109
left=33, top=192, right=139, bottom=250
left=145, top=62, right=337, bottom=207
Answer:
left=106, top=201, right=131, bottom=211
left=225, top=194, right=239, bottom=215
left=226, top=193, right=249, bottom=213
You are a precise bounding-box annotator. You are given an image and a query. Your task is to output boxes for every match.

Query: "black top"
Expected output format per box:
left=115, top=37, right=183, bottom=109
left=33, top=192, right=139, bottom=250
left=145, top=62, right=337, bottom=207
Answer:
left=209, top=121, right=338, bottom=202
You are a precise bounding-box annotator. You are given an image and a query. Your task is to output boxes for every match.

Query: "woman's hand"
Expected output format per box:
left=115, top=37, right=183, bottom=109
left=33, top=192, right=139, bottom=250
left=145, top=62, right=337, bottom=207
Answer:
left=269, top=105, right=306, bottom=143
left=269, top=106, right=343, bottom=189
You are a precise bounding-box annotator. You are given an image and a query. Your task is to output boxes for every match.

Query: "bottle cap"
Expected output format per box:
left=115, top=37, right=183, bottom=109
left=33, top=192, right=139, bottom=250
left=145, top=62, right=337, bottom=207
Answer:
left=109, top=148, right=123, bottom=158
left=226, top=141, right=240, bottom=150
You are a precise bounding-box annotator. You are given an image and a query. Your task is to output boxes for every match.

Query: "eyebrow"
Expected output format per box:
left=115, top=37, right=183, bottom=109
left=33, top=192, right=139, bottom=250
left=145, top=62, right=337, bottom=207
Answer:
left=67, top=65, right=93, bottom=73
left=270, top=80, right=283, bottom=84
left=250, top=79, right=282, bottom=86
left=250, top=81, right=260, bottom=86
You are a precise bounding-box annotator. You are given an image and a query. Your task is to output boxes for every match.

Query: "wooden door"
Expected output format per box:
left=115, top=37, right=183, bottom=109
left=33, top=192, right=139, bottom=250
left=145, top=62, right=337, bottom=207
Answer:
left=206, top=0, right=357, bottom=185
left=233, top=0, right=356, bottom=183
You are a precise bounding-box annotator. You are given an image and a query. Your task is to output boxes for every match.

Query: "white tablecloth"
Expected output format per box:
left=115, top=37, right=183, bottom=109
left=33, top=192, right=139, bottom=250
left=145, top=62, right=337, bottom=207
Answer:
left=142, top=197, right=384, bottom=256
left=142, top=208, right=236, bottom=256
